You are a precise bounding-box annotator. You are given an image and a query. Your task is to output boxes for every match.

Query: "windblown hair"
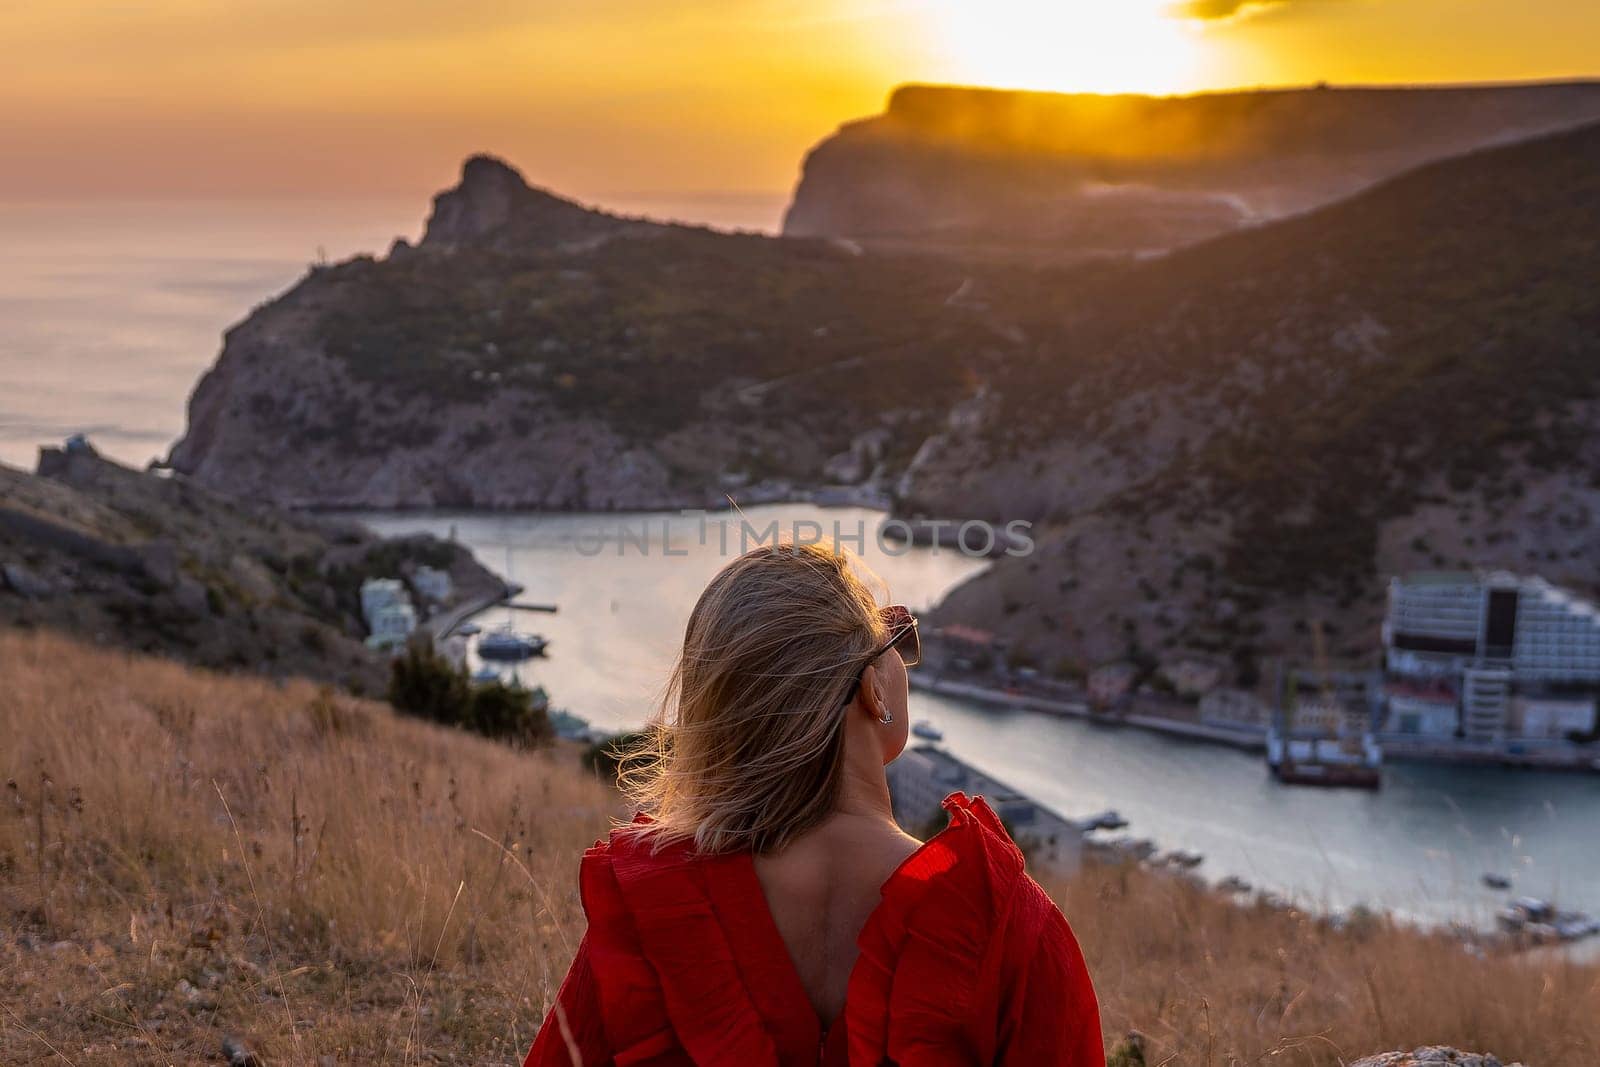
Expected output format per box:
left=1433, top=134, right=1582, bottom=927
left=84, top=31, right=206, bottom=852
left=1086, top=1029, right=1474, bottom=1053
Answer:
left=619, top=541, right=890, bottom=855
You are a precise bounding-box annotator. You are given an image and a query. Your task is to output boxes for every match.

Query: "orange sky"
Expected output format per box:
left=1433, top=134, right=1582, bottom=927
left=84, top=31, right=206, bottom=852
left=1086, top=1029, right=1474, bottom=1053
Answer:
left=5, top=0, right=1598, bottom=207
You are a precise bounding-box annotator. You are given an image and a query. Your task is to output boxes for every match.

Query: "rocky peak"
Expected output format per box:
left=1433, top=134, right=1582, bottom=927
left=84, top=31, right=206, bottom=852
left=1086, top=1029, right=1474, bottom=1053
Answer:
left=421, top=153, right=634, bottom=250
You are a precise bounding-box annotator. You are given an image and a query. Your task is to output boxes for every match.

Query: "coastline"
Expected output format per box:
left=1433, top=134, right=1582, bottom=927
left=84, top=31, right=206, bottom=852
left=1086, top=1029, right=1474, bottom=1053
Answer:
left=911, top=673, right=1600, bottom=772
left=909, top=673, right=1270, bottom=751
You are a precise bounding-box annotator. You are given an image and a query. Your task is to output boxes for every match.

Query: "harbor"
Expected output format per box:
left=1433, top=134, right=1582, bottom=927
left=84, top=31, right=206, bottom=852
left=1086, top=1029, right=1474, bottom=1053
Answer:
left=354, top=504, right=1600, bottom=933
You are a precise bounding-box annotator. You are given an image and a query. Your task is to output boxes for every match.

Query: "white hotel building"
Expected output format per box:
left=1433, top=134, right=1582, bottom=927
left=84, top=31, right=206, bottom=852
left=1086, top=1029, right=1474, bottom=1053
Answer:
left=1383, top=571, right=1600, bottom=742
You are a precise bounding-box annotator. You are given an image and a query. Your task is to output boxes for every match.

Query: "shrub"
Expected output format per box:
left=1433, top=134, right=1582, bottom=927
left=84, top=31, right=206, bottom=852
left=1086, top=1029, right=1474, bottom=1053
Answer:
left=387, top=642, right=551, bottom=746
left=582, top=731, right=652, bottom=782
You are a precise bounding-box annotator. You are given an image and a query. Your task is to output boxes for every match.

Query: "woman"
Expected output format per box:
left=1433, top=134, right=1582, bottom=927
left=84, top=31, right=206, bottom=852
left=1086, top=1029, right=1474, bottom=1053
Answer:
left=525, top=543, right=1102, bottom=1066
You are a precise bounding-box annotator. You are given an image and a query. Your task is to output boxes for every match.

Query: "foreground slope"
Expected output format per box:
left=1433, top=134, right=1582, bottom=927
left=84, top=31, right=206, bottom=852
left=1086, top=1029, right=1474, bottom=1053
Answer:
left=784, top=81, right=1600, bottom=263
left=2, top=632, right=1596, bottom=1064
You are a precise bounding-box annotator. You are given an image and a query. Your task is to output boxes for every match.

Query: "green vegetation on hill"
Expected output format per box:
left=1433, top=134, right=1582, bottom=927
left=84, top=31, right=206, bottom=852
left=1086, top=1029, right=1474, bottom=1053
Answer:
left=999, top=119, right=1600, bottom=597
left=314, top=224, right=1000, bottom=456
left=387, top=641, right=553, bottom=746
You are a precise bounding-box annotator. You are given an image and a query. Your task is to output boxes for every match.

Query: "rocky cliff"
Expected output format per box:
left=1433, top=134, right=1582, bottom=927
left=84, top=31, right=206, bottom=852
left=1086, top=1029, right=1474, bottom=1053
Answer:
left=784, top=81, right=1600, bottom=264
left=170, top=155, right=1005, bottom=510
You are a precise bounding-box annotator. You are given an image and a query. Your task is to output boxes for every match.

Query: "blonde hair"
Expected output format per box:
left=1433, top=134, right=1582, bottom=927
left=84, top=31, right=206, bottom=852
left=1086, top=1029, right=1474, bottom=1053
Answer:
left=619, top=541, right=890, bottom=855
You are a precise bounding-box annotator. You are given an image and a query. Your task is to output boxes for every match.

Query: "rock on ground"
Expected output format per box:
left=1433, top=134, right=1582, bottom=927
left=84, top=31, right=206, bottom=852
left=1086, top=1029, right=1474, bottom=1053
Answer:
left=1352, top=1048, right=1525, bottom=1067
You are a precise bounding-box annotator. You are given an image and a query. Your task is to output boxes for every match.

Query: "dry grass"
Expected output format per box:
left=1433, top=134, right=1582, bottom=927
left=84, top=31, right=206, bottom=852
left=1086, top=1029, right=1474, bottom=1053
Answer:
left=2, top=629, right=1597, bottom=1065
left=1051, top=866, right=1600, bottom=1066
left=1, top=630, right=616, bottom=1064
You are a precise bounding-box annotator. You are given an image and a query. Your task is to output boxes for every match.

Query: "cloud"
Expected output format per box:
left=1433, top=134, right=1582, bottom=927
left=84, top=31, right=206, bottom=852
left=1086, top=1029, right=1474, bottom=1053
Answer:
left=1167, top=0, right=1310, bottom=22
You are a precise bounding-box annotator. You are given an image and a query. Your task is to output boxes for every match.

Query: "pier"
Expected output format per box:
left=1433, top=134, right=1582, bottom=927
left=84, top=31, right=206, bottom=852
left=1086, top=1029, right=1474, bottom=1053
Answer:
left=426, top=581, right=523, bottom=642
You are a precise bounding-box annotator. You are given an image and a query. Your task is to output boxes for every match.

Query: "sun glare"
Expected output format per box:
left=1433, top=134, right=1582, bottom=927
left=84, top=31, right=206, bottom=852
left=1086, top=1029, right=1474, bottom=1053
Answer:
left=928, top=0, right=1202, bottom=95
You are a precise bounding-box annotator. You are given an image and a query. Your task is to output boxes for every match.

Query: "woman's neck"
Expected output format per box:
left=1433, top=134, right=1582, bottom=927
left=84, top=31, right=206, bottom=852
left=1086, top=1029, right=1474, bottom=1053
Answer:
left=830, top=755, right=899, bottom=826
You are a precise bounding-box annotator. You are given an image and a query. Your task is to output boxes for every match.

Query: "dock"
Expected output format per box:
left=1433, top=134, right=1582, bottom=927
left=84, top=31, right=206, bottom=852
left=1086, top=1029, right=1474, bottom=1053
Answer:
left=426, top=582, right=520, bottom=642
left=505, top=601, right=559, bottom=614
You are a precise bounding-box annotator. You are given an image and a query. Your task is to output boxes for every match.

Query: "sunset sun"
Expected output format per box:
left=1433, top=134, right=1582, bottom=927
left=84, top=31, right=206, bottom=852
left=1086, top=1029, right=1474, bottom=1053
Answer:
left=928, top=0, right=1202, bottom=94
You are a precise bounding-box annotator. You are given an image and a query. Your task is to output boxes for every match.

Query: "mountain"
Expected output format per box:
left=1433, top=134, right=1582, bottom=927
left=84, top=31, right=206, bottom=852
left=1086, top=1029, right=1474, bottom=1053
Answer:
left=916, top=119, right=1600, bottom=672
left=170, top=155, right=1017, bottom=509
left=169, top=121, right=1600, bottom=678
left=0, top=442, right=498, bottom=692
left=783, top=81, right=1600, bottom=264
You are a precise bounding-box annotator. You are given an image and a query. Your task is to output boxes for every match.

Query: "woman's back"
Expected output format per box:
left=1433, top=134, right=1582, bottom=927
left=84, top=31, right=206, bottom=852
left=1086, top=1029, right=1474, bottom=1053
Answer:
left=521, top=544, right=1102, bottom=1065
left=751, top=812, right=923, bottom=1028
left=524, top=793, right=1103, bottom=1066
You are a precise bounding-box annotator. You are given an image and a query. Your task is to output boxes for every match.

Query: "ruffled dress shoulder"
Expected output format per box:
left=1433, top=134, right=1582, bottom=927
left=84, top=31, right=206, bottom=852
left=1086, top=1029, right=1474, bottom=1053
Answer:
left=524, top=792, right=1103, bottom=1067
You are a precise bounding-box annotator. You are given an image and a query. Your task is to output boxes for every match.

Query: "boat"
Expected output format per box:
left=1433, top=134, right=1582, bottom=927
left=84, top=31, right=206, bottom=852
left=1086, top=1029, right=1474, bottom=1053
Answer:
left=1495, top=897, right=1598, bottom=943
left=477, top=627, right=548, bottom=662
left=1266, top=626, right=1383, bottom=789
left=911, top=719, right=944, bottom=742
left=1510, top=896, right=1555, bottom=923
left=457, top=622, right=482, bottom=637
left=1482, top=872, right=1513, bottom=890
left=471, top=665, right=502, bottom=684
left=1163, top=849, right=1204, bottom=870
left=1266, top=726, right=1383, bottom=790
left=1094, top=836, right=1157, bottom=862
left=1079, top=809, right=1129, bottom=832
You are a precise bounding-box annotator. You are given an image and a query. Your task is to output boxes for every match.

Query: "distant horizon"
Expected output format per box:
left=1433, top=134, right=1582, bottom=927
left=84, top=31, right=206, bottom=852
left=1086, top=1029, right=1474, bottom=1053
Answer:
left=8, top=73, right=1599, bottom=225
left=10, top=0, right=1600, bottom=202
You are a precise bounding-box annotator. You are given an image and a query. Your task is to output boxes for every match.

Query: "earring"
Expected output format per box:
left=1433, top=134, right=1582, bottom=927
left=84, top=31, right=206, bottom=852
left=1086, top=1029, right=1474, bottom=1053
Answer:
left=879, top=710, right=894, bottom=725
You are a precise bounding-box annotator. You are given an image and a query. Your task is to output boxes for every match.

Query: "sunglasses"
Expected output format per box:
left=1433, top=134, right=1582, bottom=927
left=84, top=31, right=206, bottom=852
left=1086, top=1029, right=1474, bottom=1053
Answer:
left=839, top=605, right=920, bottom=709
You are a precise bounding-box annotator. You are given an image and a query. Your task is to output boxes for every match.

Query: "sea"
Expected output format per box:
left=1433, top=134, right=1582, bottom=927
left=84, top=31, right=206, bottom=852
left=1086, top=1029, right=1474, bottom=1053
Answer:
left=0, top=191, right=786, bottom=470
left=5, top=196, right=1599, bottom=935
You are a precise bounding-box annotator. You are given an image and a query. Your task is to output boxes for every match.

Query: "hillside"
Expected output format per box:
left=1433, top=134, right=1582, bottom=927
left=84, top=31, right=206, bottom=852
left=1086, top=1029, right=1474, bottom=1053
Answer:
left=167, top=122, right=1600, bottom=676
left=3, top=632, right=1596, bottom=1064
left=784, top=80, right=1600, bottom=263
left=169, top=155, right=1017, bottom=510
left=917, top=119, right=1600, bottom=670
left=0, top=442, right=500, bottom=693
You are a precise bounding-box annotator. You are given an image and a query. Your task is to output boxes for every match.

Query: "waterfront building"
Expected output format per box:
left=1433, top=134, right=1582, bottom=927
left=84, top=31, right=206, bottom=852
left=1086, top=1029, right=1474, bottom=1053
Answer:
left=886, top=745, right=1082, bottom=873
left=360, top=577, right=418, bottom=650
left=930, top=623, right=1006, bottom=675
left=1383, top=680, right=1459, bottom=736
left=412, top=565, right=453, bottom=604
left=1087, top=662, right=1136, bottom=708
left=1382, top=571, right=1600, bottom=741
left=365, top=601, right=417, bottom=650
left=1160, top=659, right=1225, bottom=699
left=1199, top=687, right=1270, bottom=727
left=360, top=578, right=408, bottom=623
left=1512, top=695, right=1597, bottom=739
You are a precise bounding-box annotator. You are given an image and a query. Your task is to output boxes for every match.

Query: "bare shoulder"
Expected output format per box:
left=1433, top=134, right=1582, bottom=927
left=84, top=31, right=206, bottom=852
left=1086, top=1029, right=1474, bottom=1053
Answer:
left=757, top=816, right=920, bottom=893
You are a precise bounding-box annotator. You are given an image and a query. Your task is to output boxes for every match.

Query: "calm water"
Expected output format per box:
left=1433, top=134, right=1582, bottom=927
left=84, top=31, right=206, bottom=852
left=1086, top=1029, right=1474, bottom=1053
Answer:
left=359, top=508, right=1600, bottom=931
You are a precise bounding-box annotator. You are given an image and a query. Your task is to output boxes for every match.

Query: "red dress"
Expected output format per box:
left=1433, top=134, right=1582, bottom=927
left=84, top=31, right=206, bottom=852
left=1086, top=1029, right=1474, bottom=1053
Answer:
left=524, top=792, right=1103, bottom=1066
